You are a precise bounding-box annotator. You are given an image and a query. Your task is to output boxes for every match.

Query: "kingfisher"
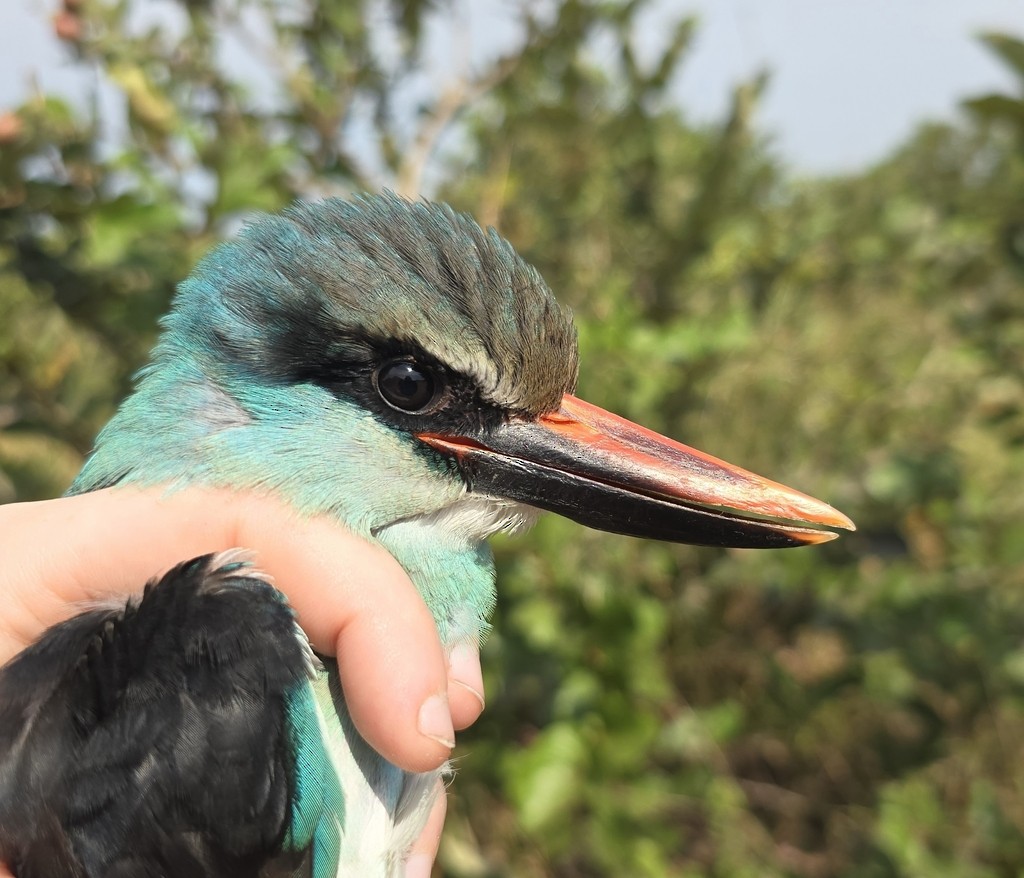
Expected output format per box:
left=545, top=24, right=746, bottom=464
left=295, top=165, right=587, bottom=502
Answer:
left=0, top=194, right=853, bottom=877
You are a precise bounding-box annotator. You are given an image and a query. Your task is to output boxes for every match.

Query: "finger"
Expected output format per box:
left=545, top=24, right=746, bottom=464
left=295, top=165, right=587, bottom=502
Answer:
left=1, top=486, right=457, bottom=773
left=404, top=780, right=447, bottom=878
left=0, top=487, right=394, bottom=656
left=447, top=641, right=485, bottom=730
left=234, top=494, right=455, bottom=772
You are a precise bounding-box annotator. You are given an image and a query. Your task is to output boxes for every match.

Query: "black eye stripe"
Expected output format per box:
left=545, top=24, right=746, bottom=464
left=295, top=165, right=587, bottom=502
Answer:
left=375, top=359, right=444, bottom=413
left=294, top=339, right=507, bottom=435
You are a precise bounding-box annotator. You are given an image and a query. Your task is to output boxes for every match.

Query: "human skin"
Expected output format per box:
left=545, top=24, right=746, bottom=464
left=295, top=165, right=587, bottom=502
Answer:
left=0, top=486, right=486, bottom=877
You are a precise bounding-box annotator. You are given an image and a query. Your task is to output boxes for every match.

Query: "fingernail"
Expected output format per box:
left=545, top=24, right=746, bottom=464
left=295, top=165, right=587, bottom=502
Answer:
left=418, top=693, right=455, bottom=749
left=405, top=852, right=434, bottom=878
left=448, top=641, right=485, bottom=710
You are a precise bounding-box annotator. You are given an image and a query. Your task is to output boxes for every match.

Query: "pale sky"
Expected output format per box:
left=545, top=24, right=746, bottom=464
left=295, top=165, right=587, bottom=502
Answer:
left=1, top=0, right=1023, bottom=174
left=672, top=0, right=1024, bottom=171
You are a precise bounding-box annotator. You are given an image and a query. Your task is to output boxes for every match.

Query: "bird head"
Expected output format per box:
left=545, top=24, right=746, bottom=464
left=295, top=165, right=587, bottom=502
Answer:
left=73, top=194, right=852, bottom=641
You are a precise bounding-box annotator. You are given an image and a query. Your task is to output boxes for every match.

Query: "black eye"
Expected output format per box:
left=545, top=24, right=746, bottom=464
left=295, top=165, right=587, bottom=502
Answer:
left=375, top=360, right=442, bottom=413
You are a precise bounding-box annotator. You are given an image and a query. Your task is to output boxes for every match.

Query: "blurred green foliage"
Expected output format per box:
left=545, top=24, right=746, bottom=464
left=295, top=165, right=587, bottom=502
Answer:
left=3, top=2, right=1024, bottom=875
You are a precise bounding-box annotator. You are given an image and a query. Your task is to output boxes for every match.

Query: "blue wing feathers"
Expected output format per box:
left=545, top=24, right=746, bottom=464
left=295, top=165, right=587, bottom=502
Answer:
left=0, top=555, right=316, bottom=878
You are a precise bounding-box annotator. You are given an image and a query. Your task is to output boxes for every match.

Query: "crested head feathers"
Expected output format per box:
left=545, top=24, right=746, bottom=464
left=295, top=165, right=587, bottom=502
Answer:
left=165, top=193, right=579, bottom=417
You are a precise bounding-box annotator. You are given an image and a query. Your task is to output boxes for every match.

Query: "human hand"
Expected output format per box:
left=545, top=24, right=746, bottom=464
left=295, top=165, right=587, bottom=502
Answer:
left=0, top=486, right=484, bottom=877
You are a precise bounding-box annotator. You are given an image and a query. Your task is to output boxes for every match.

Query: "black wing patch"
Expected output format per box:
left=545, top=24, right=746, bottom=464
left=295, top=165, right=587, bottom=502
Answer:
left=0, top=554, right=315, bottom=878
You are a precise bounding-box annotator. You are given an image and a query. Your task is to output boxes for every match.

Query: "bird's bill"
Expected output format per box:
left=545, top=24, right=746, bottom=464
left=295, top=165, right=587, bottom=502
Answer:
left=418, top=393, right=854, bottom=549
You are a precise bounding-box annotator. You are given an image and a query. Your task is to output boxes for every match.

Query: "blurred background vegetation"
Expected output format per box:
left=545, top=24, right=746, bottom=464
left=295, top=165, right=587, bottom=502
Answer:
left=3, top=1, right=1024, bottom=875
